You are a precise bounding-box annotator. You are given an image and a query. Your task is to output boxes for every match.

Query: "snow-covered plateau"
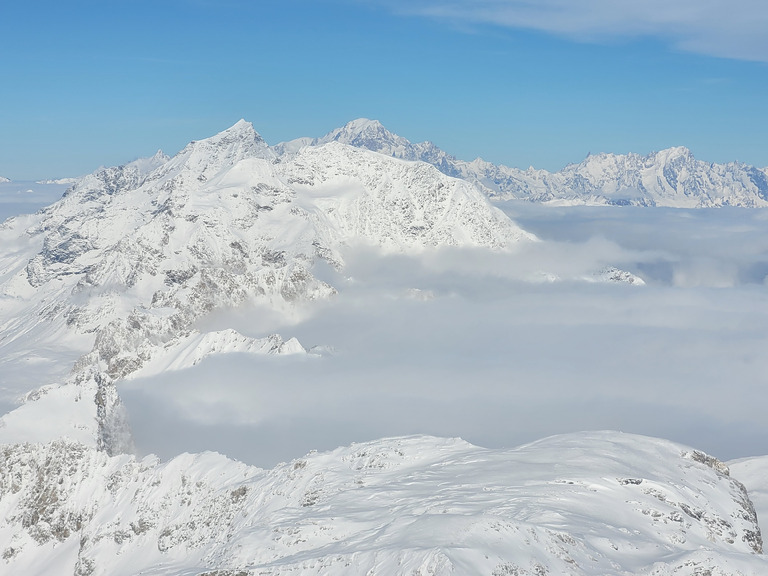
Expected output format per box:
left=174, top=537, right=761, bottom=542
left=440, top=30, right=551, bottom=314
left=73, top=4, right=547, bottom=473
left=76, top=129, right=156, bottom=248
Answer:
left=1, top=119, right=767, bottom=575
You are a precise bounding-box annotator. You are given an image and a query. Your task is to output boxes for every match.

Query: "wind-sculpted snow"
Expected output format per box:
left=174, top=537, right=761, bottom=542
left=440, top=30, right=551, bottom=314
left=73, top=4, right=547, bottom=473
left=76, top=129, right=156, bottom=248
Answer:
left=0, top=432, right=763, bottom=576
left=0, top=119, right=535, bottom=453
left=294, top=119, right=768, bottom=208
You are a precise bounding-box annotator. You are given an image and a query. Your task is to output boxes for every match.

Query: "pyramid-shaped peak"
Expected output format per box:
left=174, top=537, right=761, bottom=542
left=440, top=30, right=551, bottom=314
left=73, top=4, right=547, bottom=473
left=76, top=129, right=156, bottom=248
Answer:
left=182, top=119, right=272, bottom=157
left=209, top=119, right=263, bottom=143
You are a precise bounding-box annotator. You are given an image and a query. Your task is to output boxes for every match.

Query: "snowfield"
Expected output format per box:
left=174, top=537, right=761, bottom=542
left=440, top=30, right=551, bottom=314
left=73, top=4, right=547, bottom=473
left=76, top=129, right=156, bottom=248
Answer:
left=1, top=119, right=767, bottom=575
left=0, top=432, right=764, bottom=576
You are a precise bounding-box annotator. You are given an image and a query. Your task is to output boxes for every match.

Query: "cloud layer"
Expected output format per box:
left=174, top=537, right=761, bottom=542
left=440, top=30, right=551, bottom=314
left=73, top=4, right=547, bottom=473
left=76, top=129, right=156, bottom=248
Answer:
left=120, top=205, right=768, bottom=468
left=375, top=0, right=768, bottom=62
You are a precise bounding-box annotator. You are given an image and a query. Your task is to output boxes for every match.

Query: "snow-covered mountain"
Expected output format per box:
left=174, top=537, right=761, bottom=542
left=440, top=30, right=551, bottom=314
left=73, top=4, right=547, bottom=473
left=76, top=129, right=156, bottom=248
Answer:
left=1, top=119, right=766, bottom=575
left=275, top=118, right=461, bottom=178
left=287, top=120, right=768, bottom=207
left=0, top=432, right=764, bottom=576
left=0, top=119, right=533, bottom=454
left=469, top=147, right=768, bottom=207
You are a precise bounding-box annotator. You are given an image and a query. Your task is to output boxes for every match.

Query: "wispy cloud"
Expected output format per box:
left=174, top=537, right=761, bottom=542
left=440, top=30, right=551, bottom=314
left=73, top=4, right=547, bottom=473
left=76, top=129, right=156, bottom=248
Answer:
left=370, top=0, right=768, bottom=62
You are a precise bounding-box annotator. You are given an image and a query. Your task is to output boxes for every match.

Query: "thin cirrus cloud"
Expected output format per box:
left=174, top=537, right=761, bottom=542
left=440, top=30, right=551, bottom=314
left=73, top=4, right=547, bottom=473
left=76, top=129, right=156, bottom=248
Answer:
left=374, top=0, right=768, bottom=62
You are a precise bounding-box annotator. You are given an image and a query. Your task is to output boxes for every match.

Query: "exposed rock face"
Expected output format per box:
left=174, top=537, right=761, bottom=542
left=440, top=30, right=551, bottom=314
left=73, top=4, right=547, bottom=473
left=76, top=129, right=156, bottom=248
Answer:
left=0, top=433, right=764, bottom=576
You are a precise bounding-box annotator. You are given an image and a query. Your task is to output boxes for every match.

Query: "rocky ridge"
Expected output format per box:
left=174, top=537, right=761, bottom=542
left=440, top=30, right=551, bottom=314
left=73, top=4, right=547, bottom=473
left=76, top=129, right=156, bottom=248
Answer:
left=0, top=120, right=533, bottom=453
left=0, top=432, right=764, bottom=576
left=288, top=119, right=768, bottom=207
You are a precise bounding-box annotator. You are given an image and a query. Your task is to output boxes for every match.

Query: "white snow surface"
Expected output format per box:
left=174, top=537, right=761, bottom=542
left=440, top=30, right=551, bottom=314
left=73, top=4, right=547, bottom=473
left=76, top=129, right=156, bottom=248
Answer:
left=291, top=119, right=768, bottom=208
left=0, top=432, right=764, bottom=576
left=0, top=119, right=534, bottom=452
left=2, top=119, right=767, bottom=576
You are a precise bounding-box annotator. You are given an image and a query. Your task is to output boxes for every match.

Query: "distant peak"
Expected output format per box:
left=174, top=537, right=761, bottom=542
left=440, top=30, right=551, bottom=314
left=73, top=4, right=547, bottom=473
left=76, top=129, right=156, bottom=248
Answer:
left=230, top=118, right=253, bottom=130
left=332, top=118, right=392, bottom=140
left=187, top=119, right=268, bottom=151
left=322, top=118, right=404, bottom=149
left=667, top=145, right=692, bottom=156
left=653, top=146, right=694, bottom=162
left=344, top=118, right=384, bottom=130
left=220, top=118, right=257, bottom=137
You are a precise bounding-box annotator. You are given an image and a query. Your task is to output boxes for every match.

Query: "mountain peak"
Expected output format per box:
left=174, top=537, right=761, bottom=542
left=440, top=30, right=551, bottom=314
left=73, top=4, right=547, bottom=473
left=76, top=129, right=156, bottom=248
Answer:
left=324, top=117, right=398, bottom=147
left=163, top=119, right=274, bottom=180
left=206, top=118, right=263, bottom=146
left=654, top=145, right=694, bottom=162
left=342, top=117, right=385, bottom=131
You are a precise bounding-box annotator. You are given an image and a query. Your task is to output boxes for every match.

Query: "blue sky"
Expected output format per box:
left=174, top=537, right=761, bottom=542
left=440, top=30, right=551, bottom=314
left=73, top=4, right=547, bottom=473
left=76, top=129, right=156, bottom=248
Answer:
left=1, top=0, right=767, bottom=180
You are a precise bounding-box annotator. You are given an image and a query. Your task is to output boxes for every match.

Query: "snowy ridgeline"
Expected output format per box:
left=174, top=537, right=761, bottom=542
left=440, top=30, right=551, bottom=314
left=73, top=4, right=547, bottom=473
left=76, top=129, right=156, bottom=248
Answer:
left=7, top=117, right=768, bottom=208
left=0, top=432, right=765, bottom=576
left=1, top=118, right=634, bottom=456
left=277, top=118, right=768, bottom=208
left=0, top=120, right=766, bottom=575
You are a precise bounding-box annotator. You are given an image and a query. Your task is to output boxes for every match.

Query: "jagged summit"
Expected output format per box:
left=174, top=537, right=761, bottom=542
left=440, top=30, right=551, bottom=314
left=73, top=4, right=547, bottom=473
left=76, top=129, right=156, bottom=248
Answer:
left=1, top=119, right=767, bottom=576
left=153, top=119, right=275, bottom=183
left=322, top=117, right=407, bottom=152
left=276, top=121, right=768, bottom=207
left=0, top=118, right=533, bottom=453
left=274, top=118, right=460, bottom=175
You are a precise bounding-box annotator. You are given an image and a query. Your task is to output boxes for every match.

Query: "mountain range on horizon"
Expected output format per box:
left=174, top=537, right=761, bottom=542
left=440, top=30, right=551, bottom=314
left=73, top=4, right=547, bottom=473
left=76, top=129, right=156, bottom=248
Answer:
left=5, top=117, right=767, bottom=208
left=0, top=119, right=766, bottom=575
left=277, top=117, right=768, bottom=207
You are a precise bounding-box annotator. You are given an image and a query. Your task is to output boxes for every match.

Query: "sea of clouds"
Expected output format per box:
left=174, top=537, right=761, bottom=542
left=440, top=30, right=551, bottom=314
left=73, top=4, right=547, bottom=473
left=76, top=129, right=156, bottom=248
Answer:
left=118, top=202, right=768, bottom=467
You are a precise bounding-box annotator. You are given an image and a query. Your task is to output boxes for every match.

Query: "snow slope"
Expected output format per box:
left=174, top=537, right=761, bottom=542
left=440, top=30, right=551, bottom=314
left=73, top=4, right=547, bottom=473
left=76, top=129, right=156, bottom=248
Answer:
left=286, top=120, right=768, bottom=207
left=0, top=120, right=533, bottom=453
left=0, top=432, right=764, bottom=576
left=2, top=119, right=766, bottom=576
